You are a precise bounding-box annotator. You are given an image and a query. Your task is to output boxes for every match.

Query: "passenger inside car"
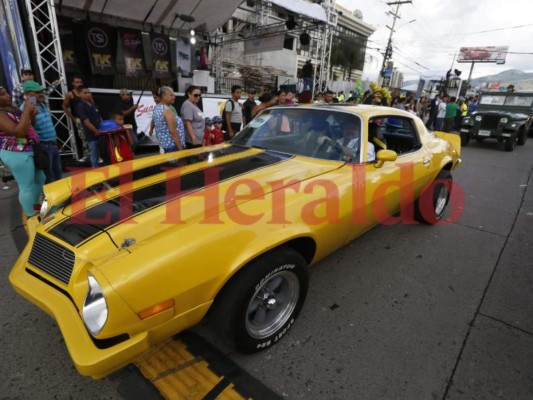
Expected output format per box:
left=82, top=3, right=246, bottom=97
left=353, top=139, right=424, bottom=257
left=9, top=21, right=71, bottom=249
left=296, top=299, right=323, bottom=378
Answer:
left=368, top=122, right=387, bottom=162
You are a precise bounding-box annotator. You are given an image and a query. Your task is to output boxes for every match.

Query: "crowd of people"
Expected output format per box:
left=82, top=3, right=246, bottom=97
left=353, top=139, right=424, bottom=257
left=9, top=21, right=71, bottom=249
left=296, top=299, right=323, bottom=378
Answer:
left=310, top=82, right=484, bottom=134
left=0, top=66, right=504, bottom=217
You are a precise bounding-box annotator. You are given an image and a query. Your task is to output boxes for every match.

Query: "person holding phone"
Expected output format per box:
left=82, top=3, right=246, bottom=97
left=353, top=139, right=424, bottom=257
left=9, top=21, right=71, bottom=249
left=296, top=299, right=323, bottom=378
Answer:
left=20, top=80, right=62, bottom=183
left=0, top=83, right=45, bottom=217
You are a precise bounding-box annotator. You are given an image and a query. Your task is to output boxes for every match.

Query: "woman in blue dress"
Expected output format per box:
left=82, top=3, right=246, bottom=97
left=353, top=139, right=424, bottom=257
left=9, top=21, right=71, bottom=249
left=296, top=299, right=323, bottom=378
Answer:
left=152, top=86, right=186, bottom=153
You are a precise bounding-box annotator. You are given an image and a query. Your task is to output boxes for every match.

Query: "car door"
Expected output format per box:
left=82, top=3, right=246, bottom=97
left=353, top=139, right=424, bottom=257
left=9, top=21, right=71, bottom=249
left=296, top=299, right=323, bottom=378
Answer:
left=349, top=115, right=433, bottom=239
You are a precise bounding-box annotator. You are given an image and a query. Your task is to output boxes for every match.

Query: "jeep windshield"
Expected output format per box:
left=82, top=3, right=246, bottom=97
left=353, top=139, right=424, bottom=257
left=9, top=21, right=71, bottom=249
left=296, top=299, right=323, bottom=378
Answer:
left=479, top=94, right=533, bottom=107
left=504, top=96, right=533, bottom=107
left=232, top=107, right=362, bottom=162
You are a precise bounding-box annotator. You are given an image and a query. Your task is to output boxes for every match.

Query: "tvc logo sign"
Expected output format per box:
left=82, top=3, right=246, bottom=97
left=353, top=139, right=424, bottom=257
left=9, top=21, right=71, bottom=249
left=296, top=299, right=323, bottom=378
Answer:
left=152, top=38, right=168, bottom=56
left=88, top=28, right=108, bottom=48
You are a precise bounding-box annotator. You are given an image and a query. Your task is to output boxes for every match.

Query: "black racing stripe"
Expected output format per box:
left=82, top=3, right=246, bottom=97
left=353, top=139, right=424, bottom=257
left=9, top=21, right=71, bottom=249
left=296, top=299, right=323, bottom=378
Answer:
left=75, top=145, right=249, bottom=195
left=50, top=152, right=288, bottom=247
left=48, top=146, right=249, bottom=245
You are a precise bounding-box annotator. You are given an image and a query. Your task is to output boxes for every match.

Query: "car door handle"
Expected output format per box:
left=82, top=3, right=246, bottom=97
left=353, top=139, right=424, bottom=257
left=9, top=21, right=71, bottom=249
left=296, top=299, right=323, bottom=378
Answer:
left=423, top=159, right=431, bottom=166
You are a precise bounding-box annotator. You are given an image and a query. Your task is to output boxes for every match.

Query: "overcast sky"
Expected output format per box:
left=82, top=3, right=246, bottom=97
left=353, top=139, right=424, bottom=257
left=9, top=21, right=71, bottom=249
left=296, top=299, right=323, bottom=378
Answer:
left=336, top=0, right=533, bottom=82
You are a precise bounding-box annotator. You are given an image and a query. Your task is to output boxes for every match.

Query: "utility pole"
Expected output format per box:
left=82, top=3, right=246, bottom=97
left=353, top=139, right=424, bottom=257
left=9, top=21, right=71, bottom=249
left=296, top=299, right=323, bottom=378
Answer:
left=380, top=0, right=412, bottom=88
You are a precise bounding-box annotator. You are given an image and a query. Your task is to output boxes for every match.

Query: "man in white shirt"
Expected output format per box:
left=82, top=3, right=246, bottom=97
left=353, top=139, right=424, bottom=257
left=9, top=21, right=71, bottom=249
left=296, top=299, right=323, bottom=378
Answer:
left=435, top=95, right=448, bottom=131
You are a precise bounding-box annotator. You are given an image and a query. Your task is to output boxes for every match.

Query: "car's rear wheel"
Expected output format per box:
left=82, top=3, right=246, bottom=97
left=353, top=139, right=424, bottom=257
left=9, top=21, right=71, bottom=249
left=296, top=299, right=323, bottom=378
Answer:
left=212, top=247, right=309, bottom=353
left=504, top=136, right=516, bottom=151
left=415, top=169, right=452, bottom=224
left=517, top=128, right=528, bottom=146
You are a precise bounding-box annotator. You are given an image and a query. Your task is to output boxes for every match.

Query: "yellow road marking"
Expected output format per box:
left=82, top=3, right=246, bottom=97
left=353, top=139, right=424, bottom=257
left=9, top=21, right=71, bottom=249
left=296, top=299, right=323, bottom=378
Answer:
left=136, top=339, right=250, bottom=400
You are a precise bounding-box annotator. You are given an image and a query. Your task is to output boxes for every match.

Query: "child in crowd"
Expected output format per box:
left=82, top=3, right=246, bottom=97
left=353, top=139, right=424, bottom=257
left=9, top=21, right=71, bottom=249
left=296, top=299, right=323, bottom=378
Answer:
left=203, top=117, right=214, bottom=146
left=202, top=116, right=225, bottom=146
left=211, top=116, right=225, bottom=144
left=110, top=113, right=134, bottom=162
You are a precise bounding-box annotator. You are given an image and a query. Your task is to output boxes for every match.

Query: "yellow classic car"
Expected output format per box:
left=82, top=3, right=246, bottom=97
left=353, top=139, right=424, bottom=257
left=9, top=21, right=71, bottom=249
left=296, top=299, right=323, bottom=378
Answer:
left=10, top=104, right=461, bottom=378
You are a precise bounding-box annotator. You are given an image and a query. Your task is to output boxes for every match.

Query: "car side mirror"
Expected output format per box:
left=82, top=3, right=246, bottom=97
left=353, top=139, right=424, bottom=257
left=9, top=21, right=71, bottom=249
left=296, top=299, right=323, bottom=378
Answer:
left=374, top=149, right=397, bottom=168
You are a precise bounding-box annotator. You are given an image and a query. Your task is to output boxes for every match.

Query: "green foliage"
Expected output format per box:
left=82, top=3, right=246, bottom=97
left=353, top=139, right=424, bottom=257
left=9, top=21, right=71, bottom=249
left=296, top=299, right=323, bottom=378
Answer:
left=330, top=34, right=366, bottom=80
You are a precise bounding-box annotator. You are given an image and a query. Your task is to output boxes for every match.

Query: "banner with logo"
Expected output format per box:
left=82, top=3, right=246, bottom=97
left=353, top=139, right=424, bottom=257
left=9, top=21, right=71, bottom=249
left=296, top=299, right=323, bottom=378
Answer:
left=176, top=38, right=191, bottom=75
left=4, top=0, right=30, bottom=69
left=149, top=33, right=171, bottom=78
left=0, top=3, right=19, bottom=93
left=85, top=22, right=116, bottom=75
left=57, top=17, right=78, bottom=73
left=119, top=28, right=145, bottom=77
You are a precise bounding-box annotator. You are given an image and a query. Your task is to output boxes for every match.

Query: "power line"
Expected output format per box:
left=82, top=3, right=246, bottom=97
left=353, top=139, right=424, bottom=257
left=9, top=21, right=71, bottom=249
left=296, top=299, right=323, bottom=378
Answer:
left=392, top=45, right=431, bottom=70
left=461, top=23, right=533, bottom=36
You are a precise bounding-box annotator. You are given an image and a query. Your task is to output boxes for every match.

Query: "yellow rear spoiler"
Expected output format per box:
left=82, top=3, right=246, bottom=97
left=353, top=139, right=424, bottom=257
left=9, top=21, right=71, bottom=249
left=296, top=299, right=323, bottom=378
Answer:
left=434, top=131, right=461, bottom=157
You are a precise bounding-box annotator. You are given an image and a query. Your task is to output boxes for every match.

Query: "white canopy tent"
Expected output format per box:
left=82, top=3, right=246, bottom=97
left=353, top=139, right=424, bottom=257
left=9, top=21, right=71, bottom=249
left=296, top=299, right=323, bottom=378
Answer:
left=400, top=83, right=419, bottom=92
left=420, top=70, right=447, bottom=81
left=54, top=0, right=245, bottom=33
left=269, top=0, right=327, bottom=23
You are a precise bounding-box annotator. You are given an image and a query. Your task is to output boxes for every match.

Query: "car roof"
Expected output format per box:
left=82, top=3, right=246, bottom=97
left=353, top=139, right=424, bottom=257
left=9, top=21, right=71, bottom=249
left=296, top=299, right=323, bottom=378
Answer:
left=273, top=104, right=416, bottom=119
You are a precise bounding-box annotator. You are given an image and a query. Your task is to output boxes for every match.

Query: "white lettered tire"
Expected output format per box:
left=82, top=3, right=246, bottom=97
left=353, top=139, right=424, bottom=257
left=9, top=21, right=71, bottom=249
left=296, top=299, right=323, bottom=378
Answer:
left=415, top=169, right=453, bottom=224
left=212, top=247, right=309, bottom=353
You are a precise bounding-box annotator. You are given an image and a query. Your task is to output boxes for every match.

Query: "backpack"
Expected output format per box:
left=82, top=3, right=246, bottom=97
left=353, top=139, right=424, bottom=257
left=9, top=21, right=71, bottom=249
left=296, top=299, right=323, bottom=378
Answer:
left=221, top=99, right=235, bottom=132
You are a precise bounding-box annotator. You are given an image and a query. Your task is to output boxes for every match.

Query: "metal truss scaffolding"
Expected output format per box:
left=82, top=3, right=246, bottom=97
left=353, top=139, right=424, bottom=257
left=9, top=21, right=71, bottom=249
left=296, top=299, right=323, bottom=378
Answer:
left=24, top=0, right=77, bottom=159
left=314, top=0, right=337, bottom=97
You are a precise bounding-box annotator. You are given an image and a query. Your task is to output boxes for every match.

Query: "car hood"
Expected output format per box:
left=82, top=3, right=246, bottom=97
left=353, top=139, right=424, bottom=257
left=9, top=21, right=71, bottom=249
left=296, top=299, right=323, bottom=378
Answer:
left=43, top=145, right=342, bottom=249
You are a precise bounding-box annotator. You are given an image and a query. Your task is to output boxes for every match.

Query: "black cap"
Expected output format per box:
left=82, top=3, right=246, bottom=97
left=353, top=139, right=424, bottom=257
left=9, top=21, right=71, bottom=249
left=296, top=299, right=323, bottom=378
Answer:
left=21, top=67, right=33, bottom=75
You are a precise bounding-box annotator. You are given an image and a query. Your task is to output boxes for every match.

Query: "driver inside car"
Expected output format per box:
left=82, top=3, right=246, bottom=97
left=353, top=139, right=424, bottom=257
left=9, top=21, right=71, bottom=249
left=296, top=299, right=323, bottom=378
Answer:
left=336, top=124, right=360, bottom=161
left=316, top=122, right=361, bottom=161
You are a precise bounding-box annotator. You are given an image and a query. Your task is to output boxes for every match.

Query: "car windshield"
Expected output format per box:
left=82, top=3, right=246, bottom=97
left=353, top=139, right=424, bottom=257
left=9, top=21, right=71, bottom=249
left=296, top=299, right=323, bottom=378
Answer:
left=232, top=107, right=362, bottom=162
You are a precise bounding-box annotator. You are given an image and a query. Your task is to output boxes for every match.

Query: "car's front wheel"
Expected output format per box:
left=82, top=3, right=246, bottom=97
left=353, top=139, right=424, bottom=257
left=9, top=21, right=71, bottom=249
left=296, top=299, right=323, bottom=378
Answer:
left=517, top=128, right=528, bottom=146
left=212, top=247, right=309, bottom=353
left=504, top=136, right=517, bottom=151
left=460, top=131, right=470, bottom=146
left=415, top=169, right=452, bottom=224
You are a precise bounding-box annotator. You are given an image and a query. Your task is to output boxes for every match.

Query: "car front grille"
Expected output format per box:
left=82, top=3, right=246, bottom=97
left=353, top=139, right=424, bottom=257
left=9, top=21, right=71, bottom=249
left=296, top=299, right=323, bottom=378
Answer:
left=479, top=115, right=500, bottom=130
left=28, top=234, right=75, bottom=284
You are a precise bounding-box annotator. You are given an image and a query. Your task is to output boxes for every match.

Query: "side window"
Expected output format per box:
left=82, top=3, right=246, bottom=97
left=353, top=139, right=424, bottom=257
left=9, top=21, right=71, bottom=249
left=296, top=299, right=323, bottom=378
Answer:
left=380, top=116, right=421, bottom=155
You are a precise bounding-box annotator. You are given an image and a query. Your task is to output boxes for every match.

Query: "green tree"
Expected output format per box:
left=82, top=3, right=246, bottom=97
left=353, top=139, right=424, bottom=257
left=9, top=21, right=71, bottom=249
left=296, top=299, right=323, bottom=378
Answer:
left=330, top=34, right=367, bottom=81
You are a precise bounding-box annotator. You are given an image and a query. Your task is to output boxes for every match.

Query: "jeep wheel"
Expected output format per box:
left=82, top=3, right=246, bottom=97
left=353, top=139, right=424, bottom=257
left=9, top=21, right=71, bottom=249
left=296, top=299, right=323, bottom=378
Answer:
left=212, top=247, right=309, bottom=353
left=517, top=128, right=528, bottom=146
left=415, top=170, right=452, bottom=225
left=460, top=131, right=470, bottom=146
left=504, top=136, right=517, bottom=151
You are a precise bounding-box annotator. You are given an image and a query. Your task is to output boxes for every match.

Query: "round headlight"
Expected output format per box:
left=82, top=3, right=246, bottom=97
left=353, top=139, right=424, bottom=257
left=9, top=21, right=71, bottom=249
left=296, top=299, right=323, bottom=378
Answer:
left=82, top=273, right=108, bottom=336
left=39, top=197, right=49, bottom=219
left=500, top=117, right=508, bottom=124
left=475, top=115, right=482, bottom=122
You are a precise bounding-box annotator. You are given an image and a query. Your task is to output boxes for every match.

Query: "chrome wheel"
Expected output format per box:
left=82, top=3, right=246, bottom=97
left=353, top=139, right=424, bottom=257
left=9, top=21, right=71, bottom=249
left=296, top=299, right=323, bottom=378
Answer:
left=434, top=183, right=449, bottom=218
left=245, top=270, right=300, bottom=339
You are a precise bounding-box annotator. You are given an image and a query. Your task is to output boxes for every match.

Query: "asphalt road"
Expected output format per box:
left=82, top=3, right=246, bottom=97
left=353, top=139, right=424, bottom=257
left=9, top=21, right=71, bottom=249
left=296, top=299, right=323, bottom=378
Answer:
left=1, top=137, right=532, bottom=400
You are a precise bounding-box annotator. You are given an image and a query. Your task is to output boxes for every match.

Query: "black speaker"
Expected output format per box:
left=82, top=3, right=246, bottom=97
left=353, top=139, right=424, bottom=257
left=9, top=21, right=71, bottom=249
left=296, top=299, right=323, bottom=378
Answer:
left=300, top=32, right=310, bottom=46
left=286, top=16, right=296, bottom=30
